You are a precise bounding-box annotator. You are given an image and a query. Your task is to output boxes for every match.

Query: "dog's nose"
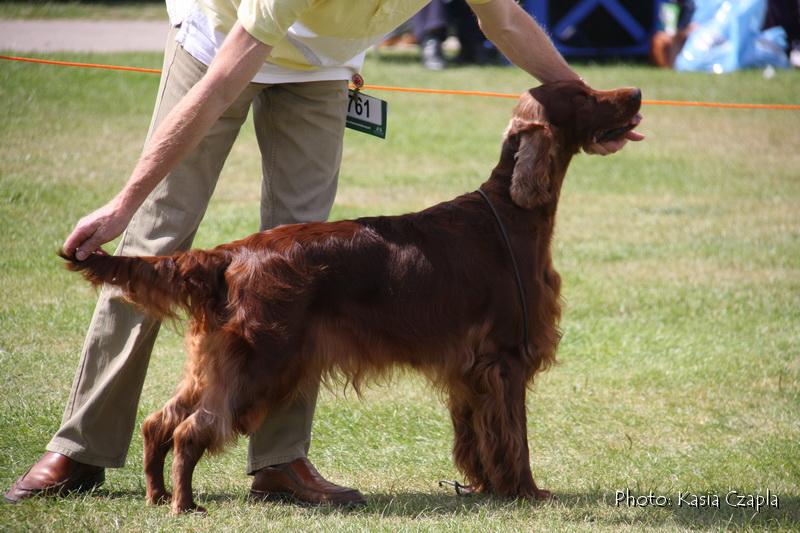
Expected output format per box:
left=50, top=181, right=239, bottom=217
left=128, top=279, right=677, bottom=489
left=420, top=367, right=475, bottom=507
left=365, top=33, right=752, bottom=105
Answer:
left=630, top=88, right=642, bottom=103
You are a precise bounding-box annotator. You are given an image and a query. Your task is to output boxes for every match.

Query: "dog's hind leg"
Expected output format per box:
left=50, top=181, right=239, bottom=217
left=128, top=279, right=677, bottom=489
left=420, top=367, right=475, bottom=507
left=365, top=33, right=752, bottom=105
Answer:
left=468, top=356, right=549, bottom=500
left=143, top=331, right=207, bottom=506
left=169, top=407, right=222, bottom=514
left=142, top=376, right=199, bottom=505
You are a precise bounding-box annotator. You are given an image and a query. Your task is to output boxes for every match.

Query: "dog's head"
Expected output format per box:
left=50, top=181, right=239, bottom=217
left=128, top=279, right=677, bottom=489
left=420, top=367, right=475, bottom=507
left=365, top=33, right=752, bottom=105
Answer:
left=503, top=80, right=642, bottom=209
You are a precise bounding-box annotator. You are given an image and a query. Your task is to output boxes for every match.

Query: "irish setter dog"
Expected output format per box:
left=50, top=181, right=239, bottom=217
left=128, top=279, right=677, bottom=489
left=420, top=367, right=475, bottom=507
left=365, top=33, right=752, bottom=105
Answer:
left=60, top=80, right=641, bottom=514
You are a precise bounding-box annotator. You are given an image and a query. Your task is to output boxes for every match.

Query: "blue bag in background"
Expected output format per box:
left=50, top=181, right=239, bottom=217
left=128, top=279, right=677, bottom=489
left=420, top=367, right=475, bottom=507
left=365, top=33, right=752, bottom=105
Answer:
left=675, top=0, right=789, bottom=72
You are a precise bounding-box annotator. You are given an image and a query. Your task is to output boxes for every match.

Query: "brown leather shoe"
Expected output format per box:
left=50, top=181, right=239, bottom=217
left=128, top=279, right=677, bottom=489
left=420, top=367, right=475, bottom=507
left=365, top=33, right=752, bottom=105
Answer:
left=4, top=452, right=105, bottom=504
left=250, top=458, right=365, bottom=507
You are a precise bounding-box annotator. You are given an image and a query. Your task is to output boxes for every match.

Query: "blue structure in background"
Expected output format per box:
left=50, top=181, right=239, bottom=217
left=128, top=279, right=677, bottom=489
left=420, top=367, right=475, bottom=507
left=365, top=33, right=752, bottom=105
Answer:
left=526, top=0, right=662, bottom=57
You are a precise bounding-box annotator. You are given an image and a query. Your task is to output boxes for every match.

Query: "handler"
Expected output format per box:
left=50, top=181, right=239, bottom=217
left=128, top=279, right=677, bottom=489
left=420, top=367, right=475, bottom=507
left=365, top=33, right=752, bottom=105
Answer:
left=6, top=0, right=642, bottom=506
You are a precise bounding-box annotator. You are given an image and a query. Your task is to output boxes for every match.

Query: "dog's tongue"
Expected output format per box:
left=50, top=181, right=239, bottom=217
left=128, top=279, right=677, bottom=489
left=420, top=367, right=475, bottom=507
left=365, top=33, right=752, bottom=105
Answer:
left=596, top=113, right=643, bottom=143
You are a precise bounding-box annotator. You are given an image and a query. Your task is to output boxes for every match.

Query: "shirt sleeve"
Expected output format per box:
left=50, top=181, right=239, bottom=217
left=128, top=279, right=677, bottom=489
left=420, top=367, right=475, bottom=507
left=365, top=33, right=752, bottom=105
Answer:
left=465, top=0, right=493, bottom=4
left=237, top=0, right=316, bottom=46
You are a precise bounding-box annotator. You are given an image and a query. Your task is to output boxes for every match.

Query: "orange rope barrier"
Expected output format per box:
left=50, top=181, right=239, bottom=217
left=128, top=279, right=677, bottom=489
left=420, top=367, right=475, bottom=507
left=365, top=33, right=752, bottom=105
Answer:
left=362, top=84, right=800, bottom=110
left=3, top=54, right=799, bottom=111
left=0, top=54, right=160, bottom=74
left=639, top=99, right=800, bottom=111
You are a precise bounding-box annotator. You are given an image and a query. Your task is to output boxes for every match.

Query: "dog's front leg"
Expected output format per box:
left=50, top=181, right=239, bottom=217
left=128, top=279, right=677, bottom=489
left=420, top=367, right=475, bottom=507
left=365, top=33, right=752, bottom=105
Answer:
left=448, top=391, right=491, bottom=493
left=467, top=357, right=550, bottom=500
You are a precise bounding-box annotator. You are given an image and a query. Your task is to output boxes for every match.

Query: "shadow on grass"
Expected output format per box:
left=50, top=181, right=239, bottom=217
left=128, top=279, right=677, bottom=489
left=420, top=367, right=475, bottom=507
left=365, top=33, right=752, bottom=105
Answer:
left=296, top=489, right=800, bottom=529
left=352, top=490, right=799, bottom=529
left=221, top=488, right=800, bottom=528
left=39, top=487, right=800, bottom=529
left=549, top=491, right=799, bottom=530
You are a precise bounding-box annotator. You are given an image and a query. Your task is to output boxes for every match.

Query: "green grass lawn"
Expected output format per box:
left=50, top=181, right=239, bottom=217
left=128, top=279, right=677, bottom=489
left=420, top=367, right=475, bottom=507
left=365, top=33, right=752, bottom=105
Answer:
left=1, top=51, right=799, bottom=532
left=0, top=2, right=166, bottom=20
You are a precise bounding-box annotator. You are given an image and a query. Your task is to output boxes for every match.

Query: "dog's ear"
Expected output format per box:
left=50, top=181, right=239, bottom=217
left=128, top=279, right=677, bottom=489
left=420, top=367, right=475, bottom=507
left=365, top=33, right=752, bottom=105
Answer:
left=507, top=118, right=554, bottom=209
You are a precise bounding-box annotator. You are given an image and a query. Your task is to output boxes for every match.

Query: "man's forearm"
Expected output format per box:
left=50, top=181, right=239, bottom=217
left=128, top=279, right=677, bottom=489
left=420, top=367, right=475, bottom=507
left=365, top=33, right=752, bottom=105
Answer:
left=113, top=82, right=234, bottom=215
left=63, top=23, right=271, bottom=259
left=471, top=0, right=580, bottom=84
left=114, top=23, right=271, bottom=216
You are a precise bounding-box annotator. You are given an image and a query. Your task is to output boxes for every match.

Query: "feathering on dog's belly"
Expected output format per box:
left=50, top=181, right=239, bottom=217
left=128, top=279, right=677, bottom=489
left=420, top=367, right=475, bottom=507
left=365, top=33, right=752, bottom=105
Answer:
left=215, top=196, right=538, bottom=398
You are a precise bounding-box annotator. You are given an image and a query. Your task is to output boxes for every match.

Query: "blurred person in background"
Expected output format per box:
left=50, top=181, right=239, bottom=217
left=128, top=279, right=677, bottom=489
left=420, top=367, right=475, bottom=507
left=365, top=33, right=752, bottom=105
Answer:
left=651, top=0, right=696, bottom=68
left=411, top=0, right=500, bottom=70
left=764, top=0, right=800, bottom=66
left=652, top=0, right=799, bottom=68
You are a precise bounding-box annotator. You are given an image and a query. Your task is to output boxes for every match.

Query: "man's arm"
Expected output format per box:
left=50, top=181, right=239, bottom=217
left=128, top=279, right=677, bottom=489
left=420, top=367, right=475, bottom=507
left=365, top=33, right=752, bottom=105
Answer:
left=469, top=0, right=579, bottom=83
left=469, top=0, right=644, bottom=154
left=64, top=23, right=271, bottom=260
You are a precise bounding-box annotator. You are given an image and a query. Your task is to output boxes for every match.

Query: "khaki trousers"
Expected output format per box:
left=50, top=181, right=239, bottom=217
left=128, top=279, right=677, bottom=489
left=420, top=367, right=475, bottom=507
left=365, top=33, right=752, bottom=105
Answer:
left=47, top=29, right=348, bottom=473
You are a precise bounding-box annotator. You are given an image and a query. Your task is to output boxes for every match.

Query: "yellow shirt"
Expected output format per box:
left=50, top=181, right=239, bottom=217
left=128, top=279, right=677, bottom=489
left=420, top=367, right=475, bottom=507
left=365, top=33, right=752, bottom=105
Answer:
left=197, top=0, right=490, bottom=71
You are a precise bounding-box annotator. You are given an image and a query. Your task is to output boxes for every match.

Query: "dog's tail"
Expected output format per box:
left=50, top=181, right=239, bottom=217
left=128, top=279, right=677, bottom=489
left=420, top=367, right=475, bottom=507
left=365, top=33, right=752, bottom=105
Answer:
left=58, top=248, right=230, bottom=324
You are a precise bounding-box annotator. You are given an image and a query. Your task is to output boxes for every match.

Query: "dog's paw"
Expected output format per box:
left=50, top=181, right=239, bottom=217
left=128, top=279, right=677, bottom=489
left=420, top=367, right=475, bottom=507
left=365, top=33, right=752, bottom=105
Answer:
left=146, top=490, right=172, bottom=506
left=533, top=488, right=555, bottom=501
left=455, top=484, right=481, bottom=496
left=171, top=501, right=207, bottom=515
